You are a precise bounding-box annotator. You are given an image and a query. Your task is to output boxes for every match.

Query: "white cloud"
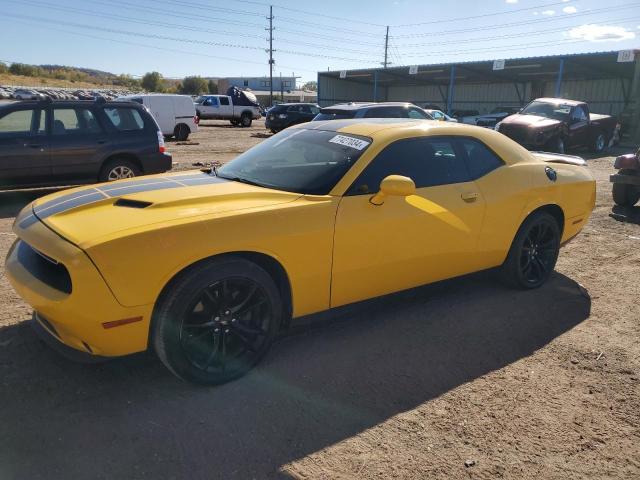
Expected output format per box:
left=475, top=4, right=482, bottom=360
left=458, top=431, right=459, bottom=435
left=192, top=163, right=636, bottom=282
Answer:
left=563, top=6, right=578, bottom=13
left=562, top=0, right=570, bottom=2
left=567, top=24, right=636, bottom=42
left=541, top=9, right=556, bottom=15
left=505, top=0, right=518, bottom=3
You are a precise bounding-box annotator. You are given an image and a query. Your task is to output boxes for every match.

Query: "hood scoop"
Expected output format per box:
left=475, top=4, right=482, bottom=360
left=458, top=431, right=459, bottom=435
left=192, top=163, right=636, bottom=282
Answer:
left=114, top=198, right=153, bottom=209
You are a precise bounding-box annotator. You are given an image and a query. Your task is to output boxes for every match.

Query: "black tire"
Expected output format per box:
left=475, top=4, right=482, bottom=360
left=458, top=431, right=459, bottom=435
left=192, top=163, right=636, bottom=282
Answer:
left=240, top=113, right=252, bottom=128
left=98, top=158, right=141, bottom=183
left=174, top=123, right=190, bottom=141
left=590, top=132, right=606, bottom=153
left=152, top=256, right=282, bottom=385
left=546, top=136, right=565, bottom=154
left=270, top=129, right=278, bottom=134
left=612, top=180, right=640, bottom=207
left=230, top=119, right=239, bottom=126
left=501, top=211, right=561, bottom=289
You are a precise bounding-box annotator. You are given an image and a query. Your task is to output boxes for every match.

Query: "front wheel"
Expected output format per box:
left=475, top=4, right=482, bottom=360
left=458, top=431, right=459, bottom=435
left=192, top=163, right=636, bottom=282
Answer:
left=590, top=132, right=606, bottom=153
left=500, top=211, right=561, bottom=289
left=152, top=257, right=282, bottom=385
left=612, top=182, right=640, bottom=207
left=546, top=136, right=565, bottom=154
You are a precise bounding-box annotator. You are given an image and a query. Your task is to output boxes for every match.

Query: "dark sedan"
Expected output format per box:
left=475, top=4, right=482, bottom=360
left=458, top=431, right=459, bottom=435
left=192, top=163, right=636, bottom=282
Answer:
left=265, top=103, right=320, bottom=133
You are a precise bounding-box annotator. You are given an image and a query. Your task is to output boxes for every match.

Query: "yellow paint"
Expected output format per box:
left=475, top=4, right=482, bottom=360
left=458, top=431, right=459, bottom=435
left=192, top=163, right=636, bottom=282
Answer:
left=6, top=120, right=595, bottom=357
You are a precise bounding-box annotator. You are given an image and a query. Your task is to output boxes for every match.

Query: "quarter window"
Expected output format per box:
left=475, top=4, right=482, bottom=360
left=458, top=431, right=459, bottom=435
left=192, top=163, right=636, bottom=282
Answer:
left=0, top=109, right=35, bottom=136
left=348, top=137, right=470, bottom=195
left=459, top=138, right=504, bottom=179
left=219, top=97, right=230, bottom=106
left=104, top=107, right=145, bottom=131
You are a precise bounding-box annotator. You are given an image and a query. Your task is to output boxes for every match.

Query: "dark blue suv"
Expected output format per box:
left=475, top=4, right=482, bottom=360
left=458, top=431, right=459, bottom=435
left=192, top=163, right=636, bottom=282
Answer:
left=0, top=98, right=172, bottom=189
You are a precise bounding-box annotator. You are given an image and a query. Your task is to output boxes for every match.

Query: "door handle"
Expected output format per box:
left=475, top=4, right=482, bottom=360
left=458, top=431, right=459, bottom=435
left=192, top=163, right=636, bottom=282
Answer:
left=461, top=192, right=479, bottom=202
left=24, top=143, right=43, bottom=148
left=97, top=140, right=107, bottom=144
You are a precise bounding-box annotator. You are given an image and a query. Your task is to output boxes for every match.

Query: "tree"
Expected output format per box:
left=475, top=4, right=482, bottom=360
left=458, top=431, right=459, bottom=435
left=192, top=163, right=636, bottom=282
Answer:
left=0, top=62, right=7, bottom=74
left=180, top=76, right=209, bottom=95
left=141, top=71, right=164, bottom=92
left=207, top=79, right=218, bottom=94
left=302, top=80, right=317, bottom=91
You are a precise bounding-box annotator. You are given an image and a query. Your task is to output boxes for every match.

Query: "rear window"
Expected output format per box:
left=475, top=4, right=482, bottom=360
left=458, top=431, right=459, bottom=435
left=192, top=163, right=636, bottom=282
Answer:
left=104, top=107, right=146, bottom=131
left=315, top=110, right=356, bottom=121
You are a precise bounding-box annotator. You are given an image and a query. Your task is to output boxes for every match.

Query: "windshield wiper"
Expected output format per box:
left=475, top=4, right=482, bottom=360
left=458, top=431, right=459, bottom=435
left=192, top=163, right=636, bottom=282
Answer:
left=218, top=175, right=267, bottom=188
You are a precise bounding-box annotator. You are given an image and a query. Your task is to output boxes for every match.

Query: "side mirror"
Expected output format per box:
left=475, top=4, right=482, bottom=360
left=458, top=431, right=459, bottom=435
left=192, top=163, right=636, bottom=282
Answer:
left=370, top=175, right=416, bottom=205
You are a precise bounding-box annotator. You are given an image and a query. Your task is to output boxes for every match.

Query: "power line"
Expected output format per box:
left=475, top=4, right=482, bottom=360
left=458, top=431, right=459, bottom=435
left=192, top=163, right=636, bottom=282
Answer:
left=392, top=2, right=640, bottom=38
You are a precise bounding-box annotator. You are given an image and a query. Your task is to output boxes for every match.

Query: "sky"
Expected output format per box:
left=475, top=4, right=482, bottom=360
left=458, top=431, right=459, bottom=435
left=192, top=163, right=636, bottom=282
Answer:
left=0, top=0, right=638, bottom=85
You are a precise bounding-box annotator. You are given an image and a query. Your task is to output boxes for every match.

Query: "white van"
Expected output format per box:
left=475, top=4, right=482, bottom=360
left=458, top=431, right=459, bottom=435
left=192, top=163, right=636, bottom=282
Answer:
left=118, top=94, right=198, bottom=141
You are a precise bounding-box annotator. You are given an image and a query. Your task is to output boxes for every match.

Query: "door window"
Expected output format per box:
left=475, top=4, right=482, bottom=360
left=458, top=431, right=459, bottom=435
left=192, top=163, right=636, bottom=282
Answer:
left=458, top=138, right=504, bottom=179
left=219, top=97, right=230, bottom=106
left=0, top=109, right=35, bottom=137
left=347, top=137, right=470, bottom=195
left=408, top=108, right=430, bottom=119
left=570, top=106, right=588, bottom=123
left=103, top=107, right=145, bottom=131
left=310, top=106, right=320, bottom=115
left=300, top=105, right=312, bottom=114
left=204, top=97, right=219, bottom=106
left=53, top=108, right=103, bottom=135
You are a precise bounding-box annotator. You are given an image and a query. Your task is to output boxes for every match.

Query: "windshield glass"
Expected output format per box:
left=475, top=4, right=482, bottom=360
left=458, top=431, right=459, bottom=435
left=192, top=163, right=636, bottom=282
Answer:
left=194, top=96, right=207, bottom=104
left=520, top=101, right=571, bottom=121
left=217, top=129, right=371, bottom=195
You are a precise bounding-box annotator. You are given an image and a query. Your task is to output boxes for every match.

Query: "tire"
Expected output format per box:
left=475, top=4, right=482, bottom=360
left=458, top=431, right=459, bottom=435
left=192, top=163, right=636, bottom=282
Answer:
left=270, top=129, right=278, bottom=134
left=590, top=132, right=606, bottom=153
left=98, top=158, right=141, bottom=183
left=546, top=136, right=565, bottom=154
left=240, top=113, right=252, bottom=128
left=174, top=123, right=190, bottom=141
left=152, top=256, right=282, bottom=385
left=500, top=211, right=561, bottom=289
left=612, top=180, right=640, bottom=207
left=230, top=119, right=239, bottom=126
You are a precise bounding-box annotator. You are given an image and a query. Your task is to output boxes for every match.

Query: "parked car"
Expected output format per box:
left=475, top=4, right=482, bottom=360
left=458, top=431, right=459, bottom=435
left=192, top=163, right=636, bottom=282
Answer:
left=424, top=109, right=458, bottom=122
left=610, top=148, right=640, bottom=207
left=118, top=94, right=198, bottom=141
left=496, top=98, right=620, bottom=154
left=474, top=106, right=522, bottom=128
left=13, top=89, right=40, bottom=100
left=6, top=119, right=595, bottom=384
left=451, top=109, right=480, bottom=123
left=313, top=102, right=433, bottom=121
left=195, top=94, right=261, bottom=127
left=265, top=103, right=320, bottom=133
left=0, top=98, right=171, bottom=189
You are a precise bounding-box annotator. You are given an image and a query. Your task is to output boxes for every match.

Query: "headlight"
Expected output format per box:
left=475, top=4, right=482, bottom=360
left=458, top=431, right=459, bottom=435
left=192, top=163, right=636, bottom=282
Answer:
left=494, top=121, right=502, bottom=131
left=278, top=114, right=287, bottom=119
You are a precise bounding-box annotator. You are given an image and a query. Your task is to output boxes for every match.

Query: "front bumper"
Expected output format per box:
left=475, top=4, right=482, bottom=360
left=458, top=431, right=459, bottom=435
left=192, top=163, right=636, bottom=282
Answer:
left=265, top=117, right=288, bottom=130
left=6, top=213, right=153, bottom=357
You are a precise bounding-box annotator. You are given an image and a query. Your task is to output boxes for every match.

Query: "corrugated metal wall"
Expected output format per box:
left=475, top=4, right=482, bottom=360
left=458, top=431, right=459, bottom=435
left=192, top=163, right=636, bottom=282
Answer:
left=544, top=78, right=627, bottom=115
left=318, top=76, right=374, bottom=106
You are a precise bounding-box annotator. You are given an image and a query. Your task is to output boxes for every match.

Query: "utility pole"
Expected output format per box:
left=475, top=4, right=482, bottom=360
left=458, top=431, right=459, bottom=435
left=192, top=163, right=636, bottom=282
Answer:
left=267, top=5, right=275, bottom=106
left=383, top=25, right=389, bottom=69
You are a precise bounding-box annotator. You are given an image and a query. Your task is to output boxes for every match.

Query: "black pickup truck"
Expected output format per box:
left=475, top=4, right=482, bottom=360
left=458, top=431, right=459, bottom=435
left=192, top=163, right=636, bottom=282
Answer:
left=495, top=98, right=619, bottom=154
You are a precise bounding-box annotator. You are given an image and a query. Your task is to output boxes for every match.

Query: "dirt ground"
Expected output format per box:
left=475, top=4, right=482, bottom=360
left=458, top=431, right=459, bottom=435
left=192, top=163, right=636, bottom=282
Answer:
left=0, top=120, right=638, bottom=479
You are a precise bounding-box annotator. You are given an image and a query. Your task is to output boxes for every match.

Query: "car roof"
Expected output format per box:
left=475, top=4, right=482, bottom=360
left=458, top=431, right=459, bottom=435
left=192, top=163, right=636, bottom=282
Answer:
left=0, top=99, right=141, bottom=108
left=533, top=98, right=583, bottom=106
left=321, top=102, right=417, bottom=111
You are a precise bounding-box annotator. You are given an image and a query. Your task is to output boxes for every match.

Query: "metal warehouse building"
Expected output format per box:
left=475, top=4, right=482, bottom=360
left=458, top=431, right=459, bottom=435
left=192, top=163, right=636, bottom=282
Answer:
left=317, top=50, right=640, bottom=139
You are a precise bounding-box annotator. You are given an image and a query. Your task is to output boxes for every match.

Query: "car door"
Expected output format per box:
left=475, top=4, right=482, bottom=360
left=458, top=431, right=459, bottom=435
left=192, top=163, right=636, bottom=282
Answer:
left=49, top=105, right=110, bottom=182
left=568, top=105, right=589, bottom=148
left=0, top=106, right=50, bottom=187
left=298, top=105, right=317, bottom=124
left=331, top=136, right=486, bottom=308
left=218, top=96, right=233, bottom=118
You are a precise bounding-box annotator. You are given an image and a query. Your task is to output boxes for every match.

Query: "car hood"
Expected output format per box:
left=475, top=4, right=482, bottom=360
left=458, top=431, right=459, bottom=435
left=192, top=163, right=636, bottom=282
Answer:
left=24, top=171, right=302, bottom=249
left=501, top=114, right=561, bottom=129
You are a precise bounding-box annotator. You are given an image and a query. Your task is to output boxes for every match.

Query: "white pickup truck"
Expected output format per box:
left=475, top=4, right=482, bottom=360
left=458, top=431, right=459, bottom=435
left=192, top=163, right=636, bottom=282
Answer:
left=194, top=95, right=261, bottom=127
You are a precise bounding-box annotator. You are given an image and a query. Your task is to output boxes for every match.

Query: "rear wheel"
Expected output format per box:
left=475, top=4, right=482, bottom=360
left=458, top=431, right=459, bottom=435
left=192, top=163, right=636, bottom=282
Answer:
left=152, top=257, right=282, bottom=385
left=240, top=113, right=252, bottom=128
left=174, top=123, right=190, bottom=141
left=501, top=211, right=560, bottom=289
left=99, top=158, right=141, bottom=182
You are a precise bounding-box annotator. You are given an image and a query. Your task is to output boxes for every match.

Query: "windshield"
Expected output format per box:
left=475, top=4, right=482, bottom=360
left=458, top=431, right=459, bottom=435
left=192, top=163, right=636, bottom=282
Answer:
left=217, top=129, right=371, bottom=195
left=194, top=96, right=207, bottom=104
left=314, top=110, right=357, bottom=121
left=520, top=101, right=571, bottom=121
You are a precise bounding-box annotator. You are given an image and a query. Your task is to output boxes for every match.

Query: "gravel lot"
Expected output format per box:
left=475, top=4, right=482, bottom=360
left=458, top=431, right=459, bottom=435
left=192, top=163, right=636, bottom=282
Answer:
left=0, top=119, right=638, bottom=479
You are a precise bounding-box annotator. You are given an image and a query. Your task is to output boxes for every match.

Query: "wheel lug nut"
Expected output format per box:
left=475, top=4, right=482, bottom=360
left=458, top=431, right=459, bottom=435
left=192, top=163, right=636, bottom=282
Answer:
left=214, top=316, right=219, bottom=321
left=224, top=329, right=230, bottom=334
left=231, top=318, right=236, bottom=323
left=214, top=328, right=219, bottom=333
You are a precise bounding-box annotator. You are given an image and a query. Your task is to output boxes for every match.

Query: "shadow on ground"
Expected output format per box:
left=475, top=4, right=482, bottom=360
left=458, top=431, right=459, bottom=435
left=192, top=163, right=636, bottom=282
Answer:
left=0, top=188, right=65, bottom=219
left=0, top=272, right=590, bottom=479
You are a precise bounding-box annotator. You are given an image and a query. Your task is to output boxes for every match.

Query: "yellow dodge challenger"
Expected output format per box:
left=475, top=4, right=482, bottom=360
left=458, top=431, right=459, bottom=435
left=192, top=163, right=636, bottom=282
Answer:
left=6, top=119, right=595, bottom=384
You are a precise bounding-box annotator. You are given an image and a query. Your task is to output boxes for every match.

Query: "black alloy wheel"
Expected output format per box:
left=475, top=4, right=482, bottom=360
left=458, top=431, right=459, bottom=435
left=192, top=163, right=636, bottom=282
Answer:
left=501, top=211, right=560, bottom=289
left=153, top=257, right=282, bottom=384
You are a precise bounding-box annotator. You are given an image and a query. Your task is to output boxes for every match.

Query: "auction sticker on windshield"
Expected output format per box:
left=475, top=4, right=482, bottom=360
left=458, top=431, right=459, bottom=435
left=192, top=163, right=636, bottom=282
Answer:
left=329, top=135, right=370, bottom=151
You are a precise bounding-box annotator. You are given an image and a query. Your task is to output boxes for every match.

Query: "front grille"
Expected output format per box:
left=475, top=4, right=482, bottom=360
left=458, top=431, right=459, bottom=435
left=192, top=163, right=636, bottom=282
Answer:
left=17, top=241, right=72, bottom=294
left=500, top=125, right=529, bottom=143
